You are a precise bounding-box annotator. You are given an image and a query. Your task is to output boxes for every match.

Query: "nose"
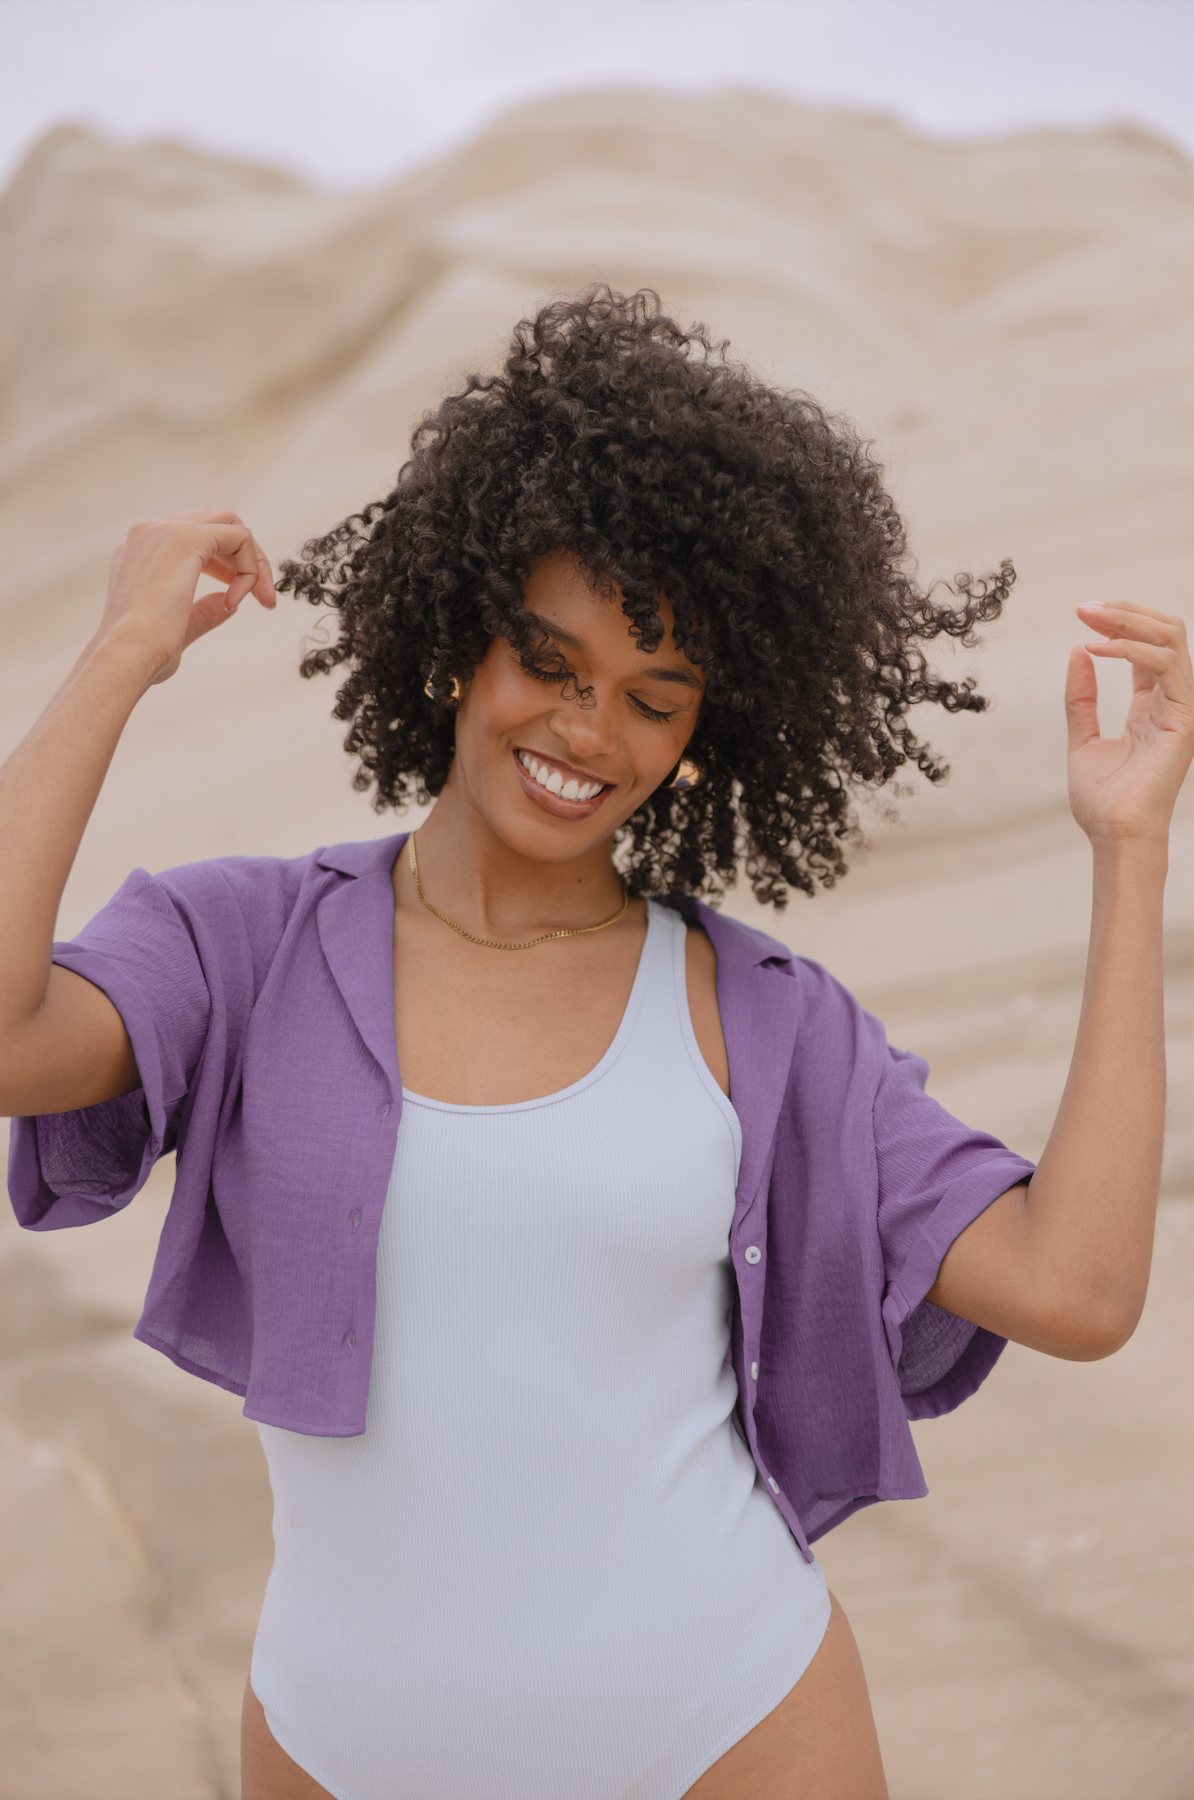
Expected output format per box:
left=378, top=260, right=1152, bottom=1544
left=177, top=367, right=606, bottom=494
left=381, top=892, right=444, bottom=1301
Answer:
left=547, top=689, right=619, bottom=761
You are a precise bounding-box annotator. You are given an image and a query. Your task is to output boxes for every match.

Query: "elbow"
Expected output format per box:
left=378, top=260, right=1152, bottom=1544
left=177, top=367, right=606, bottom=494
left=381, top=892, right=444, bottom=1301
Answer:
left=1038, top=1294, right=1143, bottom=1362
left=1061, top=1323, right=1136, bottom=1363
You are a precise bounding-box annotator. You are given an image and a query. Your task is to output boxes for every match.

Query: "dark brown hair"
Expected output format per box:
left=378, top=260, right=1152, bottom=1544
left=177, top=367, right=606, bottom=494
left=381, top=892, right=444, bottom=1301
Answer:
left=280, top=286, right=1013, bottom=906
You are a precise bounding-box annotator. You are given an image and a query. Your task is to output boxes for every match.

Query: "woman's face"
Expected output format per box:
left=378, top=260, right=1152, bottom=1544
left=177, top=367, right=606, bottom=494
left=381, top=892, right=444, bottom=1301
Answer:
left=448, top=553, right=705, bottom=864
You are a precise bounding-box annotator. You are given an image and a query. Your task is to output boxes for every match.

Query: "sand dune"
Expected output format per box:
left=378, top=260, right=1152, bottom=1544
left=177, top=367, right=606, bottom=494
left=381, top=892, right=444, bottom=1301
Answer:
left=0, top=90, right=1190, bottom=1797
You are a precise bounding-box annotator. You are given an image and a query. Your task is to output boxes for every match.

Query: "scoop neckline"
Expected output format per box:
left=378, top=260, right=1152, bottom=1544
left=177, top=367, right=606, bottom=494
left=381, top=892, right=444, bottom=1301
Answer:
left=400, top=901, right=669, bottom=1115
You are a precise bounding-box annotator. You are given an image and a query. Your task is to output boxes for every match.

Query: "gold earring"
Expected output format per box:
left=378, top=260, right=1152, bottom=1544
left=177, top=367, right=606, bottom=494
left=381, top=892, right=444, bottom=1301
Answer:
left=423, top=674, right=464, bottom=705
left=663, top=757, right=704, bottom=791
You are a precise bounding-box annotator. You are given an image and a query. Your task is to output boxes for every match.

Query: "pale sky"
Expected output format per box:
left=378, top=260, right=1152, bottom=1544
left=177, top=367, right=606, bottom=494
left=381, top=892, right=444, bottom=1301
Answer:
left=0, top=0, right=1191, bottom=191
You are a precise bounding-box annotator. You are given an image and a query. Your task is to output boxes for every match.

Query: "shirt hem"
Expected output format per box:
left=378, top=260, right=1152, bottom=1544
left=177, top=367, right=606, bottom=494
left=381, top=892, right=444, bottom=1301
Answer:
left=245, top=1401, right=367, bottom=1436
left=133, top=1324, right=249, bottom=1400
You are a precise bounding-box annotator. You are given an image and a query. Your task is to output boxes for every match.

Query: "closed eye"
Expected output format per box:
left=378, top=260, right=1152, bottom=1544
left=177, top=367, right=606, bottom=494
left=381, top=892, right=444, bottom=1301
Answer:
left=522, top=659, right=569, bottom=684
left=629, top=694, right=680, bottom=723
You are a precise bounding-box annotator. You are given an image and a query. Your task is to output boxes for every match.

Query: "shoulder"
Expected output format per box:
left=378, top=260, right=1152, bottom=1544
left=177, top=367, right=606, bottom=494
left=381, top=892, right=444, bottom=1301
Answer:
left=666, top=895, right=889, bottom=1082
left=661, top=893, right=791, bottom=965
left=79, top=836, right=404, bottom=979
left=150, top=834, right=403, bottom=918
left=674, top=897, right=872, bottom=1011
left=144, top=849, right=322, bottom=945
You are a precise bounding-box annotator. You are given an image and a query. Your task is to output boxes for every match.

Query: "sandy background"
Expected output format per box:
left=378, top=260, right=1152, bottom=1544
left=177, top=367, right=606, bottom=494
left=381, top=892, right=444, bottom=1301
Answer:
left=0, top=88, right=1190, bottom=1797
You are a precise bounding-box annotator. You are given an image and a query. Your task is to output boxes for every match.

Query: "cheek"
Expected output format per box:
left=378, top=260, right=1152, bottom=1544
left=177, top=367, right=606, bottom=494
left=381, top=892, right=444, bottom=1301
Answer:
left=483, top=656, right=542, bottom=721
left=627, top=719, right=694, bottom=790
left=458, top=654, right=545, bottom=754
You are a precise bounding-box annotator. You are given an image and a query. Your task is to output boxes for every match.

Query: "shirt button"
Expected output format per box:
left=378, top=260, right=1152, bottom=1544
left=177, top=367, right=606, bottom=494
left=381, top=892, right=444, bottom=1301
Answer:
left=750, top=1361, right=759, bottom=1381
left=380, top=1103, right=391, bottom=1118
left=767, top=1476, right=780, bottom=1494
left=346, top=1332, right=356, bottom=1350
left=351, top=1210, right=362, bottom=1231
left=744, top=1245, right=761, bottom=1265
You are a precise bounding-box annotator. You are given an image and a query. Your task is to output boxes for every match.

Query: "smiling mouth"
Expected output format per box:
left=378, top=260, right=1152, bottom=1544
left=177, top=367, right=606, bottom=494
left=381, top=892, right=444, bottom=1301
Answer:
left=514, top=747, right=611, bottom=813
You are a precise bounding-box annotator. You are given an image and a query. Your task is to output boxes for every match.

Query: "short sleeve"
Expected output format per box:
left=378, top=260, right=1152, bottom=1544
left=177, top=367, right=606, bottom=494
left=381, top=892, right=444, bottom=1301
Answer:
left=873, top=1040, right=1035, bottom=1420
left=7, top=870, right=213, bottom=1229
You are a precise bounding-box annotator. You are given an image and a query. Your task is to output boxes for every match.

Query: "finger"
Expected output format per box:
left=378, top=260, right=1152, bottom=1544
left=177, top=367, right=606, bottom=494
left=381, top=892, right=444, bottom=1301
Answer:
left=1065, top=646, right=1101, bottom=752
left=251, top=547, right=276, bottom=608
left=1076, top=599, right=1187, bottom=629
left=1085, top=637, right=1193, bottom=706
left=221, top=568, right=259, bottom=612
left=1130, top=655, right=1160, bottom=696
left=199, top=555, right=240, bottom=584
left=199, top=542, right=274, bottom=606
left=181, top=588, right=245, bottom=650
left=1076, top=603, right=1187, bottom=651
left=192, top=524, right=264, bottom=608
left=195, top=524, right=275, bottom=609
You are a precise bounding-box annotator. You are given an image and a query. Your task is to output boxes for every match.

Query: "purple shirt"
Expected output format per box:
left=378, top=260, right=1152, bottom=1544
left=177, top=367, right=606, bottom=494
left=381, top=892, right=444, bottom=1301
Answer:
left=8, top=833, right=1033, bottom=1554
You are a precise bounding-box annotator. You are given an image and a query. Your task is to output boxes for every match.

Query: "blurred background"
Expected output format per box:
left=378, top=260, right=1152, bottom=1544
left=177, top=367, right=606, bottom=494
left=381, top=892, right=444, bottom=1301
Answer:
left=0, top=2, right=1191, bottom=1796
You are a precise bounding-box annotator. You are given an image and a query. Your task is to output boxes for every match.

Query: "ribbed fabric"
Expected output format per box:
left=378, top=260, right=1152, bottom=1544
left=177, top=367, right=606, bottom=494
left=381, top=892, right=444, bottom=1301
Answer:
left=251, top=902, right=829, bottom=1800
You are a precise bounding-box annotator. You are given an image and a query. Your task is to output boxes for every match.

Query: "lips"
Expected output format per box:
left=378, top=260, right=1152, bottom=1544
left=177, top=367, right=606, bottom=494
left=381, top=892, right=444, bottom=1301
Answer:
left=516, top=748, right=606, bottom=801
left=513, top=747, right=612, bottom=817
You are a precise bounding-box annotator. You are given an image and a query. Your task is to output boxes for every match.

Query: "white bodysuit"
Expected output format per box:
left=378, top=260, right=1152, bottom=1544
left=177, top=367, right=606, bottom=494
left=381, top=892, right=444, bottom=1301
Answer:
left=252, top=901, right=829, bottom=1800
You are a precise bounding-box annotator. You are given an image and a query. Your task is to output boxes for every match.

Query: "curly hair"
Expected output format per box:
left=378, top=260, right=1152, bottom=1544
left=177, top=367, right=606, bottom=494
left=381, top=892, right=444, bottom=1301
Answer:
left=280, top=286, right=1013, bottom=907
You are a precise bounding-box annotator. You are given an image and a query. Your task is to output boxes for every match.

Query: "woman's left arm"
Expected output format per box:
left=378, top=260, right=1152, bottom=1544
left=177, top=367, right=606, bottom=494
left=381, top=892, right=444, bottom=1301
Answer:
left=928, top=601, right=1194, bottom=1360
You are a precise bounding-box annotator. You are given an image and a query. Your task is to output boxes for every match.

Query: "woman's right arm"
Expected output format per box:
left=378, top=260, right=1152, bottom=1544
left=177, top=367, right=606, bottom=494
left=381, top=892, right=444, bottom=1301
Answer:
left=0, top=511, right=274, bottom=1118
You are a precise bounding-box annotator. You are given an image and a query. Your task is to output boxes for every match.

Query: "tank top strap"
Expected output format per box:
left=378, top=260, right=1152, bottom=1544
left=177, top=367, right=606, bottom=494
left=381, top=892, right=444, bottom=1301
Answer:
left=624, top=902, right=742, bottom=1179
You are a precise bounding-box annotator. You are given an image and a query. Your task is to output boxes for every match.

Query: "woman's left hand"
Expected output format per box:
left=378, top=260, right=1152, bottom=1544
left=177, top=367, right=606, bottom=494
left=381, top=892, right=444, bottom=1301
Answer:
left=1067, top=601, right=1193, bottom=847
left=935, top=599, right=1190, bottom=1359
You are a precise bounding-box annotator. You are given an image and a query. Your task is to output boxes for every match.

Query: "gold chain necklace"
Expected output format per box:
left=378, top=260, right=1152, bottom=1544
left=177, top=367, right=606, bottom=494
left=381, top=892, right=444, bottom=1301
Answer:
left=407, top=834, right=629, bottom=951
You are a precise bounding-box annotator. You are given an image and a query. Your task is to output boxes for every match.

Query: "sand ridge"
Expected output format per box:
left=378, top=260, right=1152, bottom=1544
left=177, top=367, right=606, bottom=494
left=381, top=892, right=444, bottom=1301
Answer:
left=0, top=89, right=1190, bottom=1797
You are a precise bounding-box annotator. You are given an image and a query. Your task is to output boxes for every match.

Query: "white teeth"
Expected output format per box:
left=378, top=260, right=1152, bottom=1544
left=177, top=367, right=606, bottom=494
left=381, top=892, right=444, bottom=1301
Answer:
left=518, top=752, right=602, bottom=802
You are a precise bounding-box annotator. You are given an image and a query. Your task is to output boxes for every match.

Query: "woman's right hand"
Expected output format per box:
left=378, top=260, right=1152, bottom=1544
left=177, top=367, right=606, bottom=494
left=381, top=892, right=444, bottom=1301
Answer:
left=0, top=508, right=276, bottom=1117
left=97, top=509, right=276, bottom=686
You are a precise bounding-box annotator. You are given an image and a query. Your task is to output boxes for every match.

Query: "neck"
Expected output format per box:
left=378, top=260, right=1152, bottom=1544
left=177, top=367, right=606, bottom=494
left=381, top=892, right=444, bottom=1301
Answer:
left=406, top=772, right=625, bottom=936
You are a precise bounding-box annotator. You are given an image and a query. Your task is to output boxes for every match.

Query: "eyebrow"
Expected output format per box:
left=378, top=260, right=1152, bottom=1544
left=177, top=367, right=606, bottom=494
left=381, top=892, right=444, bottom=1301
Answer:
left=528, top=613, right=703, bottom=691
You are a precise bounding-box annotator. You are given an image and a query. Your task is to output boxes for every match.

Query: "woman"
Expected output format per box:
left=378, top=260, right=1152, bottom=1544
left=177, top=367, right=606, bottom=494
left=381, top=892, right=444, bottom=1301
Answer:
left=3, top=290, right=1189, bottom=1800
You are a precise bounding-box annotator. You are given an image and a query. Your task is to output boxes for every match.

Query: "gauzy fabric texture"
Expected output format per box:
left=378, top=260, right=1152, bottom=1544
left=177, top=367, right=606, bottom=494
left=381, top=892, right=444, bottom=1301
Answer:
left=8, top=833, right=1035, bottom=1548
left=252, top=904, right=830, bottom=1800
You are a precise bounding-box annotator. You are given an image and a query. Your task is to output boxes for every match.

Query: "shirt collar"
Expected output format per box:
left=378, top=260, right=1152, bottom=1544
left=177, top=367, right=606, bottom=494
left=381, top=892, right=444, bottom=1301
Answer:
left=693, top=899, right=795, bottom=973
left=312, top=841, right=798, bottom=1191
left=316, top=833, right=408, bottom=880
left=314, top=835, right=794, bottom=981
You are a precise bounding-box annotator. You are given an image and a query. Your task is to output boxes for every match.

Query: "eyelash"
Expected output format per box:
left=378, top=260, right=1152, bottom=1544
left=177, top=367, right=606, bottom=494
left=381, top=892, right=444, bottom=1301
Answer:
left=629, top=695, right=679, bottom=723
left=521, top=659, right=678, bottom=723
